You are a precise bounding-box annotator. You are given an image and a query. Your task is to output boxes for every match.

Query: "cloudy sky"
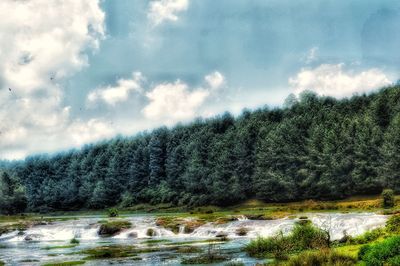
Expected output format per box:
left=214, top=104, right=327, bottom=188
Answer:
left=1, top=0, right=400, bottom=160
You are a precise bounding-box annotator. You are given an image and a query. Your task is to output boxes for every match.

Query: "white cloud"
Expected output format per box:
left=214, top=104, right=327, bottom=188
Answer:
left=205, top=71, right=225, bottom=90
left=85, top=71, right=226, bottom=125
left=87, top=72, right=144, bottom=106
left=0, top=0, right=106, bottom=160
left=148, top=0, right=189, bottom=26
left=289, top=64, right=391, bottom=98
left=143, top=81, right=209, bottom=123
left=142, top=72, right=226, bottom=123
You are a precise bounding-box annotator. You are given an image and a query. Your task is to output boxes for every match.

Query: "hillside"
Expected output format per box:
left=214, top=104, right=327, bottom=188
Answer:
left=1, top=86, right=400, bottom=213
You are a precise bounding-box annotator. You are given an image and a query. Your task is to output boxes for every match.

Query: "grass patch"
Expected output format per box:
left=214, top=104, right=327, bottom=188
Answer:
left=155, top=216, right=205, bottom=234
left=70, top=238, right=80, bottom=244
left=358, top=235, right=400, bottom=265
left=80, top=245, right=137, bottom=259
left=245, top=222, right=329, bottom=259
left=141, top=239, right=171, bottom=245
left=41, top=261, right=86, bottom=266
left=176, top=246, right=202, bottom=253
left=0, top=260, right=4, bottom=266
left=281, top=249, right=356, bottom=266
left=97, top=220, right=131, bottom=236
left=42, top=244, right=78, bottom=250
left=181, top=244, right=230, bottom=264
left=386, top=214, right=400, bottom=234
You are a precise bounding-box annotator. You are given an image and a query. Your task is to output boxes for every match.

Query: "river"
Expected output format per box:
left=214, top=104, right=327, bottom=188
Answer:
left=0, top=212, right=388, bottom=265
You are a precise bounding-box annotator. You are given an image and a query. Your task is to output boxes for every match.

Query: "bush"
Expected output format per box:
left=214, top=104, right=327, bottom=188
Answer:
left=359, top=236, right=400, bottom=266
left=382, top=189, right=395, bottom=208
left=386, top=214, right=400, bottom=234
left=107, top=208, right=119, bottom=217
left=347, top=228, right=385, bottom=245
left=70, top=238, right=80, bottom=244
left=245, top=223, right=329, bottom=259
left=285, top=250, right=356, bottom=266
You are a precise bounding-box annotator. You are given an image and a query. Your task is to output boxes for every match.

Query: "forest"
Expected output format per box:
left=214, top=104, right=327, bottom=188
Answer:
left=1, top=86, right=400, bottom=214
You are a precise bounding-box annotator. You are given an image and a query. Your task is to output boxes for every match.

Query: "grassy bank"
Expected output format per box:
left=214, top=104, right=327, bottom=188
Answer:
left=245, top=214, right=400, bottom=265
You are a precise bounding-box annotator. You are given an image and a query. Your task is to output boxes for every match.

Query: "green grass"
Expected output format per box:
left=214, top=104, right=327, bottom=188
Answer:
left=41, top=261, right=86, bottom=266
left=80, top=245, right=137, bottom=259
left=176, top=246, right=202, bottom=253
left=141, top=239, right=172, bottom=245
left=245, top=222, right=329, bottom=259
left=42, top=244, right=78, bottom=250
left=280, top=250, right=356, bottom=266
left=358, top=235, right=400, bottom=266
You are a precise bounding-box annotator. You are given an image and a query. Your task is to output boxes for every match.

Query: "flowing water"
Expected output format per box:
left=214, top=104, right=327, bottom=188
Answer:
left=0, top=212, right=388, bottom=265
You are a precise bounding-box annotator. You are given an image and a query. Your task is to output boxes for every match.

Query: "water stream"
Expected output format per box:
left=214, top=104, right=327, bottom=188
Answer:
left=0, top=212, right=388, bottom=265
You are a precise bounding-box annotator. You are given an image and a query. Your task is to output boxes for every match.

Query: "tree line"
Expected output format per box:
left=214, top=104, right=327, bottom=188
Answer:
left=1, top=86, right=400, bottom=213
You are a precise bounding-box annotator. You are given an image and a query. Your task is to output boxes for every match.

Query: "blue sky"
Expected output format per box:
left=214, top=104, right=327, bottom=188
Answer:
left=1, top=0, right=399, bottom=159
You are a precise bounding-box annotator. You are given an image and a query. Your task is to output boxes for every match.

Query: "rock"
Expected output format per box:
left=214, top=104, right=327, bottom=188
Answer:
left=97, top=220, right=132, bottom=236
left=215, top=232, right=228, bottom=238
left=127, top=232, right=138, bottom=238
left=235, top=227, right=248, bottom=236
left=24, top=234, right=41, bottom=241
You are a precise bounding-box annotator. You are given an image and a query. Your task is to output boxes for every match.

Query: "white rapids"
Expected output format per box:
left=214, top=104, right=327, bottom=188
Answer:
left=0, top=212, right=388, bottom=243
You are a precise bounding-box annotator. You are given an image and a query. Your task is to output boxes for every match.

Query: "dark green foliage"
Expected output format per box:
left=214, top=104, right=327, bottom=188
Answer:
left=382, top=189, right=395, bottom=208
left=70, top=238, right=80, bottom=244
left=0, top=172, right=27, bottom=214
left=107, top=208, right=119, bottom=217
left=358, top=236, right=400, bottom=266
left=245, top=223, right=329, bottom=259
left=2, top=86, right=400, bottom=212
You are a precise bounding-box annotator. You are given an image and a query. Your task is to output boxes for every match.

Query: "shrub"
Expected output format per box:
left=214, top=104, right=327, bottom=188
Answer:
left=386, top=214, right=400, bottom=234
left=107, top=208, right=119, bottom=217
left=146, top=228, right=156, bottom=237
left=70, top=238, right=80, bottom=244
left=347, top=228, right=385, bottom=245
left=245, top=223, right=329, bottom=259
left=382, top=189, right=395, bottom=208
left=285, top=250, right=356, bottom=266
left=359, top=236, right=400, bottom=266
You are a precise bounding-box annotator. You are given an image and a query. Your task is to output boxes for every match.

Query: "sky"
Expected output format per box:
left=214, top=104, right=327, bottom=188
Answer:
left=1, top=0, right=400, bottom=160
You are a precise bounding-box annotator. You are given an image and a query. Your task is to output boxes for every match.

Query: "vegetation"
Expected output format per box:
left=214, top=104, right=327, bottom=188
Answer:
left=181, top=244, right=230, bottom=264
left=382, top=189, right=396, bottom=208
left=41, top=262, right=86, bottom=266
left=386, top=215, right=400, bottom=234
left=358, top=236, right=400, bottom=265
left=245, top=222, right=329, bottom=259
left=107, top=208, right=119, bottom=217
left=70, top=238, right=80, bottom=244
left=97, top=220, right=131, bottom=236
left=279, top=250, right=356, bottom=266
left=1, top=86, right=400, bottom=212
left=81, top=245, right=137, bottom=259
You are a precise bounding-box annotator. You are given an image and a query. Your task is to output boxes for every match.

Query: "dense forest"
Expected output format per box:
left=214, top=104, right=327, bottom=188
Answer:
left=1, top=86, right=400, bottom=214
